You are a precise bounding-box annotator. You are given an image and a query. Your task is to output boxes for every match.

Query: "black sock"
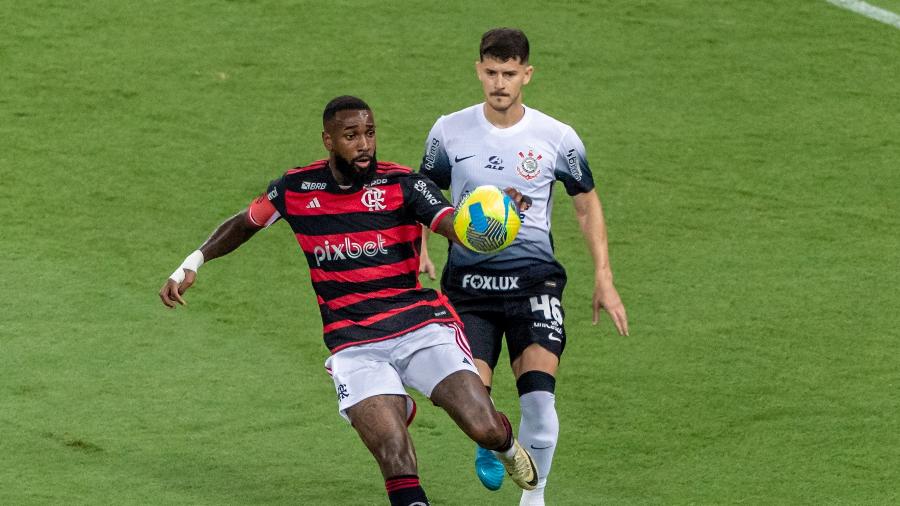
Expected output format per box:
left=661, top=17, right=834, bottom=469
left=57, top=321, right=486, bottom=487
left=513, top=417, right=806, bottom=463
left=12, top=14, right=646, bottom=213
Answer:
left=385, top=475, right=429, bottom=506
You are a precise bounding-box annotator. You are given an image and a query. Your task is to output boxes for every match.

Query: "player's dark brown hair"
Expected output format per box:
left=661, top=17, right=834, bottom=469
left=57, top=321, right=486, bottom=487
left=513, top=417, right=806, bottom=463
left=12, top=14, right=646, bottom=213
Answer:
left=323, top=95, right=370, bottom=126
left=479, top=28, right=530, bottom=64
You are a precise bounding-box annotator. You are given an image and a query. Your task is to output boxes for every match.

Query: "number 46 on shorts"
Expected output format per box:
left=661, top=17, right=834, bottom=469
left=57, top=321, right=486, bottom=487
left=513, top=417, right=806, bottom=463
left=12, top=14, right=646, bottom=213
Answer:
left=529, top=295, right=562, bottom=325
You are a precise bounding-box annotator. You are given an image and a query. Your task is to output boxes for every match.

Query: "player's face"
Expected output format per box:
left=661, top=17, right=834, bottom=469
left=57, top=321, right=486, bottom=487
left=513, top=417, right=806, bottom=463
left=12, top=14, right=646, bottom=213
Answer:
left=476, top=56, right=533, bottom=112
left=323, top=109, right=377, bottom=183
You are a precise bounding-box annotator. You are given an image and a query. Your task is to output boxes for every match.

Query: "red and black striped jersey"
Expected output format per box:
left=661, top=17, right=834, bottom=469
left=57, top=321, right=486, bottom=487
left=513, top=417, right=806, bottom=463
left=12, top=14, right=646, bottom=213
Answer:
left=264, top=160, right=458, bottom=353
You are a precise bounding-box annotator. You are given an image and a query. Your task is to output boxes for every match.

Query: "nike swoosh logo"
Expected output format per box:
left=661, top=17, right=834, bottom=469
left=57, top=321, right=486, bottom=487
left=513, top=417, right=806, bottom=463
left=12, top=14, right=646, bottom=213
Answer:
left=548, top=333, right=562, bottom=342
left=530, top=444, right=553, bottom=450
left=454, top=154, right=476, bottom=163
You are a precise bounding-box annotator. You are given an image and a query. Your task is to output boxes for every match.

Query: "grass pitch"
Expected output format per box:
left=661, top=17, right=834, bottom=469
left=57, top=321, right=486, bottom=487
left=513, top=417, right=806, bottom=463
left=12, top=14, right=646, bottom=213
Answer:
left=2, top=1, right=899, bottom=504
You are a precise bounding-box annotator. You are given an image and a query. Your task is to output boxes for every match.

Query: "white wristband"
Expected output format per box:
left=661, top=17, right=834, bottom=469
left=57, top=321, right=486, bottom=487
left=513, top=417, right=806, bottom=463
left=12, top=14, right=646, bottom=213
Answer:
left=169, top=250, right=205, bottom=283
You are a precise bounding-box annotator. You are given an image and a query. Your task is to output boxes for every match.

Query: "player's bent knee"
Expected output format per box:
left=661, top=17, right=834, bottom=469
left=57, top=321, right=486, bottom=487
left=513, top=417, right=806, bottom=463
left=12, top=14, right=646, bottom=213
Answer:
left=513, top=345, right=560, bottom=376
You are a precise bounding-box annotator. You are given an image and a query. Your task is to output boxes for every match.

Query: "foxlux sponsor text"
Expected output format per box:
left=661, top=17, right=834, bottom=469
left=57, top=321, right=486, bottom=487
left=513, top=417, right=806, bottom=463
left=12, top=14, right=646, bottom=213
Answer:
left=461, top=274, right=520, bottom=290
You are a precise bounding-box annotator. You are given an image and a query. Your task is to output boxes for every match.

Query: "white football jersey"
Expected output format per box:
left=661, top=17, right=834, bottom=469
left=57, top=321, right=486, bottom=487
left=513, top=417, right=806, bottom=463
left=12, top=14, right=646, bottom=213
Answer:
left=420, top=103, right=595, bottom=270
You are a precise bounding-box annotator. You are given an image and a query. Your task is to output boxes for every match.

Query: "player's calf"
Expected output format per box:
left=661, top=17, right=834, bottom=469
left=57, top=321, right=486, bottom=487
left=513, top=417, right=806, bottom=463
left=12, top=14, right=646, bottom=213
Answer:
left=430, top=370, right=508, bottom=447
left=347, top=395, right=419, bottom=479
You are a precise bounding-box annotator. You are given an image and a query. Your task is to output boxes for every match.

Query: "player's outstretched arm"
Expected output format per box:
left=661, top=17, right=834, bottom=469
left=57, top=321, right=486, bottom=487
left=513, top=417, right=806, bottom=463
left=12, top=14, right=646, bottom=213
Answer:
left=572, top=190, right=629, bottom=336
left=432, top=212, right=462, bottom=246
left=159, top=209, right=262, bottom=309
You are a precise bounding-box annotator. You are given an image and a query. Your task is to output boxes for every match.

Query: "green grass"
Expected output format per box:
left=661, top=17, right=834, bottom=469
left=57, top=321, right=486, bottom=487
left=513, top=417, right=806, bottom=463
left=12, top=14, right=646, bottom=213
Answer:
left=3, top=0, right=900, bottom=504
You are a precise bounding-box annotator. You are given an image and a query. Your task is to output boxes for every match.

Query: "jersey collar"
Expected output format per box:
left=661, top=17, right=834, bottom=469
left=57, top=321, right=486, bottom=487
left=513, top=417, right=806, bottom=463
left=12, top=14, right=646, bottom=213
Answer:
left=477, top=103, right=533, bottom=136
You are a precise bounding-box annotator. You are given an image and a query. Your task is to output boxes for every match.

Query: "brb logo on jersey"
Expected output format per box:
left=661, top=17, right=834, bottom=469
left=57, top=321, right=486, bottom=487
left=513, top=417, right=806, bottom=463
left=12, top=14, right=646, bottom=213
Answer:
left=313, top=234, right=389, bottom=266
left=361, top=186, right=386, bottom=211
left=301, top=181, right=327, bottom=190
left=516, top=148, right=543, bottom=181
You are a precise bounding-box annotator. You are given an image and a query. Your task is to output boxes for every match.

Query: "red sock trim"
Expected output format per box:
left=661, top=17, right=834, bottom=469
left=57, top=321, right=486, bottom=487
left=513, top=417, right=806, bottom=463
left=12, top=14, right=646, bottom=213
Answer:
left=496, top=411, right=513, bottom=452
left=385, top=475, right=420, bottom=493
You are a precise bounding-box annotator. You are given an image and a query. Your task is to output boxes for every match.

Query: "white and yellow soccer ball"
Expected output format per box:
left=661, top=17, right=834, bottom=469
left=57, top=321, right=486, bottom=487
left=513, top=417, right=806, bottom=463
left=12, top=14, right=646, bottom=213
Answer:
left=453, top=185, right=522, bottom=253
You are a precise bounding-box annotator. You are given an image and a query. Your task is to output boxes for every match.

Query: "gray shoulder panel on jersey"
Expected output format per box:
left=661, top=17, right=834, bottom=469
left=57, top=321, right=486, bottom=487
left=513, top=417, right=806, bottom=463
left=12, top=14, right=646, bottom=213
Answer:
left=419, top=116, right=452, bottom=189
left=553, top=125, right=595, bottom=195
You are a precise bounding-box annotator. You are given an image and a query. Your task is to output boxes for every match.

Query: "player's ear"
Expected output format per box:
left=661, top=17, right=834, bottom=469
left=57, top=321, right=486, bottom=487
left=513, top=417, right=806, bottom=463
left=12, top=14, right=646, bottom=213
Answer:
left=523, top=65, right=534, bottom=85
left=322, top=130, right=333, bottom=151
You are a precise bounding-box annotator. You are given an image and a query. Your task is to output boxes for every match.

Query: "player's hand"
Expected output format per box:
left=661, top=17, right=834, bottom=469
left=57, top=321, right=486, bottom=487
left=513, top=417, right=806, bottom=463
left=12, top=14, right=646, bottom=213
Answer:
left=419, top=253, right=436, bottom=280
left=593, top=280, right=629, bottom=336
left=159, top=269, right=196, bottom=308
left=503, top=187, right=532, bottom=212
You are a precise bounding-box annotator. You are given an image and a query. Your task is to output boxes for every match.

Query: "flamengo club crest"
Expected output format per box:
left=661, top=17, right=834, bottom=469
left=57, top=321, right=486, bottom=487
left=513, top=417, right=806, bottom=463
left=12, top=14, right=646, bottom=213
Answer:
left=361, top=185, right=386, bottom=211
left=516, top=148, right=543, bottom=181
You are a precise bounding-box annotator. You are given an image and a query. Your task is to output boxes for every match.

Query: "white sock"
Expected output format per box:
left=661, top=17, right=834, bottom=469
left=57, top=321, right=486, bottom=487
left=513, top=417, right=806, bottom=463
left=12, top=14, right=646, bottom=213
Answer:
left=518, top=391, right=558, bottom=491
left=520, top=486, right=546, bottom=506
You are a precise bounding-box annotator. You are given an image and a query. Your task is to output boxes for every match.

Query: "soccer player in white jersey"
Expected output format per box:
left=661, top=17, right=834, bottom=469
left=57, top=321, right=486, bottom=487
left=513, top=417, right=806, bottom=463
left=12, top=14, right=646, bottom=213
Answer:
left=419, top=28, right=629, bottom=505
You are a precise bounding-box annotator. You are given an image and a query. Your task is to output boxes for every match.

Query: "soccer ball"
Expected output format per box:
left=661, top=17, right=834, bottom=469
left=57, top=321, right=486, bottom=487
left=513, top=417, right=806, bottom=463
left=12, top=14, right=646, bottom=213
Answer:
left=453, top=185, right=521, bottom=253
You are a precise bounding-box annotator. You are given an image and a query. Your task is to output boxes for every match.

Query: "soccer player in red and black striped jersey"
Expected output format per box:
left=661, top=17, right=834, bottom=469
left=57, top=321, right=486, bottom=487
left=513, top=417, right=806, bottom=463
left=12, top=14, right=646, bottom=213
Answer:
left=159, top=96, right=539, bottom=506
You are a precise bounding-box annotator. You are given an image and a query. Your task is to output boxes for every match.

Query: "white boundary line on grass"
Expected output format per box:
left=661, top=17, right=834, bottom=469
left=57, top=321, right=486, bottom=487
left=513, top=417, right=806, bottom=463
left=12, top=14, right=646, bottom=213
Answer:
left=826, top=0, right=900, bottom=29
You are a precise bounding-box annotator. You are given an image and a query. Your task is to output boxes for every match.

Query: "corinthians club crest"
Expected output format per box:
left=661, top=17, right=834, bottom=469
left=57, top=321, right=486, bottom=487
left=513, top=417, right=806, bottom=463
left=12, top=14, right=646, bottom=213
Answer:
left=516, top=149, right=543, bottom=181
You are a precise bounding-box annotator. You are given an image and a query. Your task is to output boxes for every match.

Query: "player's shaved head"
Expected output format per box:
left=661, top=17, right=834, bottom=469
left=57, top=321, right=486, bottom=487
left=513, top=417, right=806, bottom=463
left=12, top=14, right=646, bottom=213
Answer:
left=480, top=28, right=529, bottom=64
left=323, top=95, right=371, bottom=128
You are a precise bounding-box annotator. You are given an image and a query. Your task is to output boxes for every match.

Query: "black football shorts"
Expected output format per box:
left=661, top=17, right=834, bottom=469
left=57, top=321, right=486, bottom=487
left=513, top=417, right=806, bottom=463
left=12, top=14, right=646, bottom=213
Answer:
left=452, top=279, right=567, bottom=368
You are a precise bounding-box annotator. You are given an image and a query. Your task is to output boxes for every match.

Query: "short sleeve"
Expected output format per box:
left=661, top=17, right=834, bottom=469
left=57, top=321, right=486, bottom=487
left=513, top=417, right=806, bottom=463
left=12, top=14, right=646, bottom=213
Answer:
left=419, top=118, right=452, bottom=189
left=246, top=177, right=284, bottom=228
left=402, top=173, right=454, bottom=231
left=247, top=194, right=279, bottom=228
left=554, top=127, right=596, bottom=196
left=264, top=176, right=287, bottom=220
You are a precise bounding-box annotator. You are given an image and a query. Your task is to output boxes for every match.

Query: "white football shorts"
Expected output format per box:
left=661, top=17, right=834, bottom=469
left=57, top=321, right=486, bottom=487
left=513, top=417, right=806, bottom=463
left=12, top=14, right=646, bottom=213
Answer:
left=324, top=323, right=477, bottom=424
